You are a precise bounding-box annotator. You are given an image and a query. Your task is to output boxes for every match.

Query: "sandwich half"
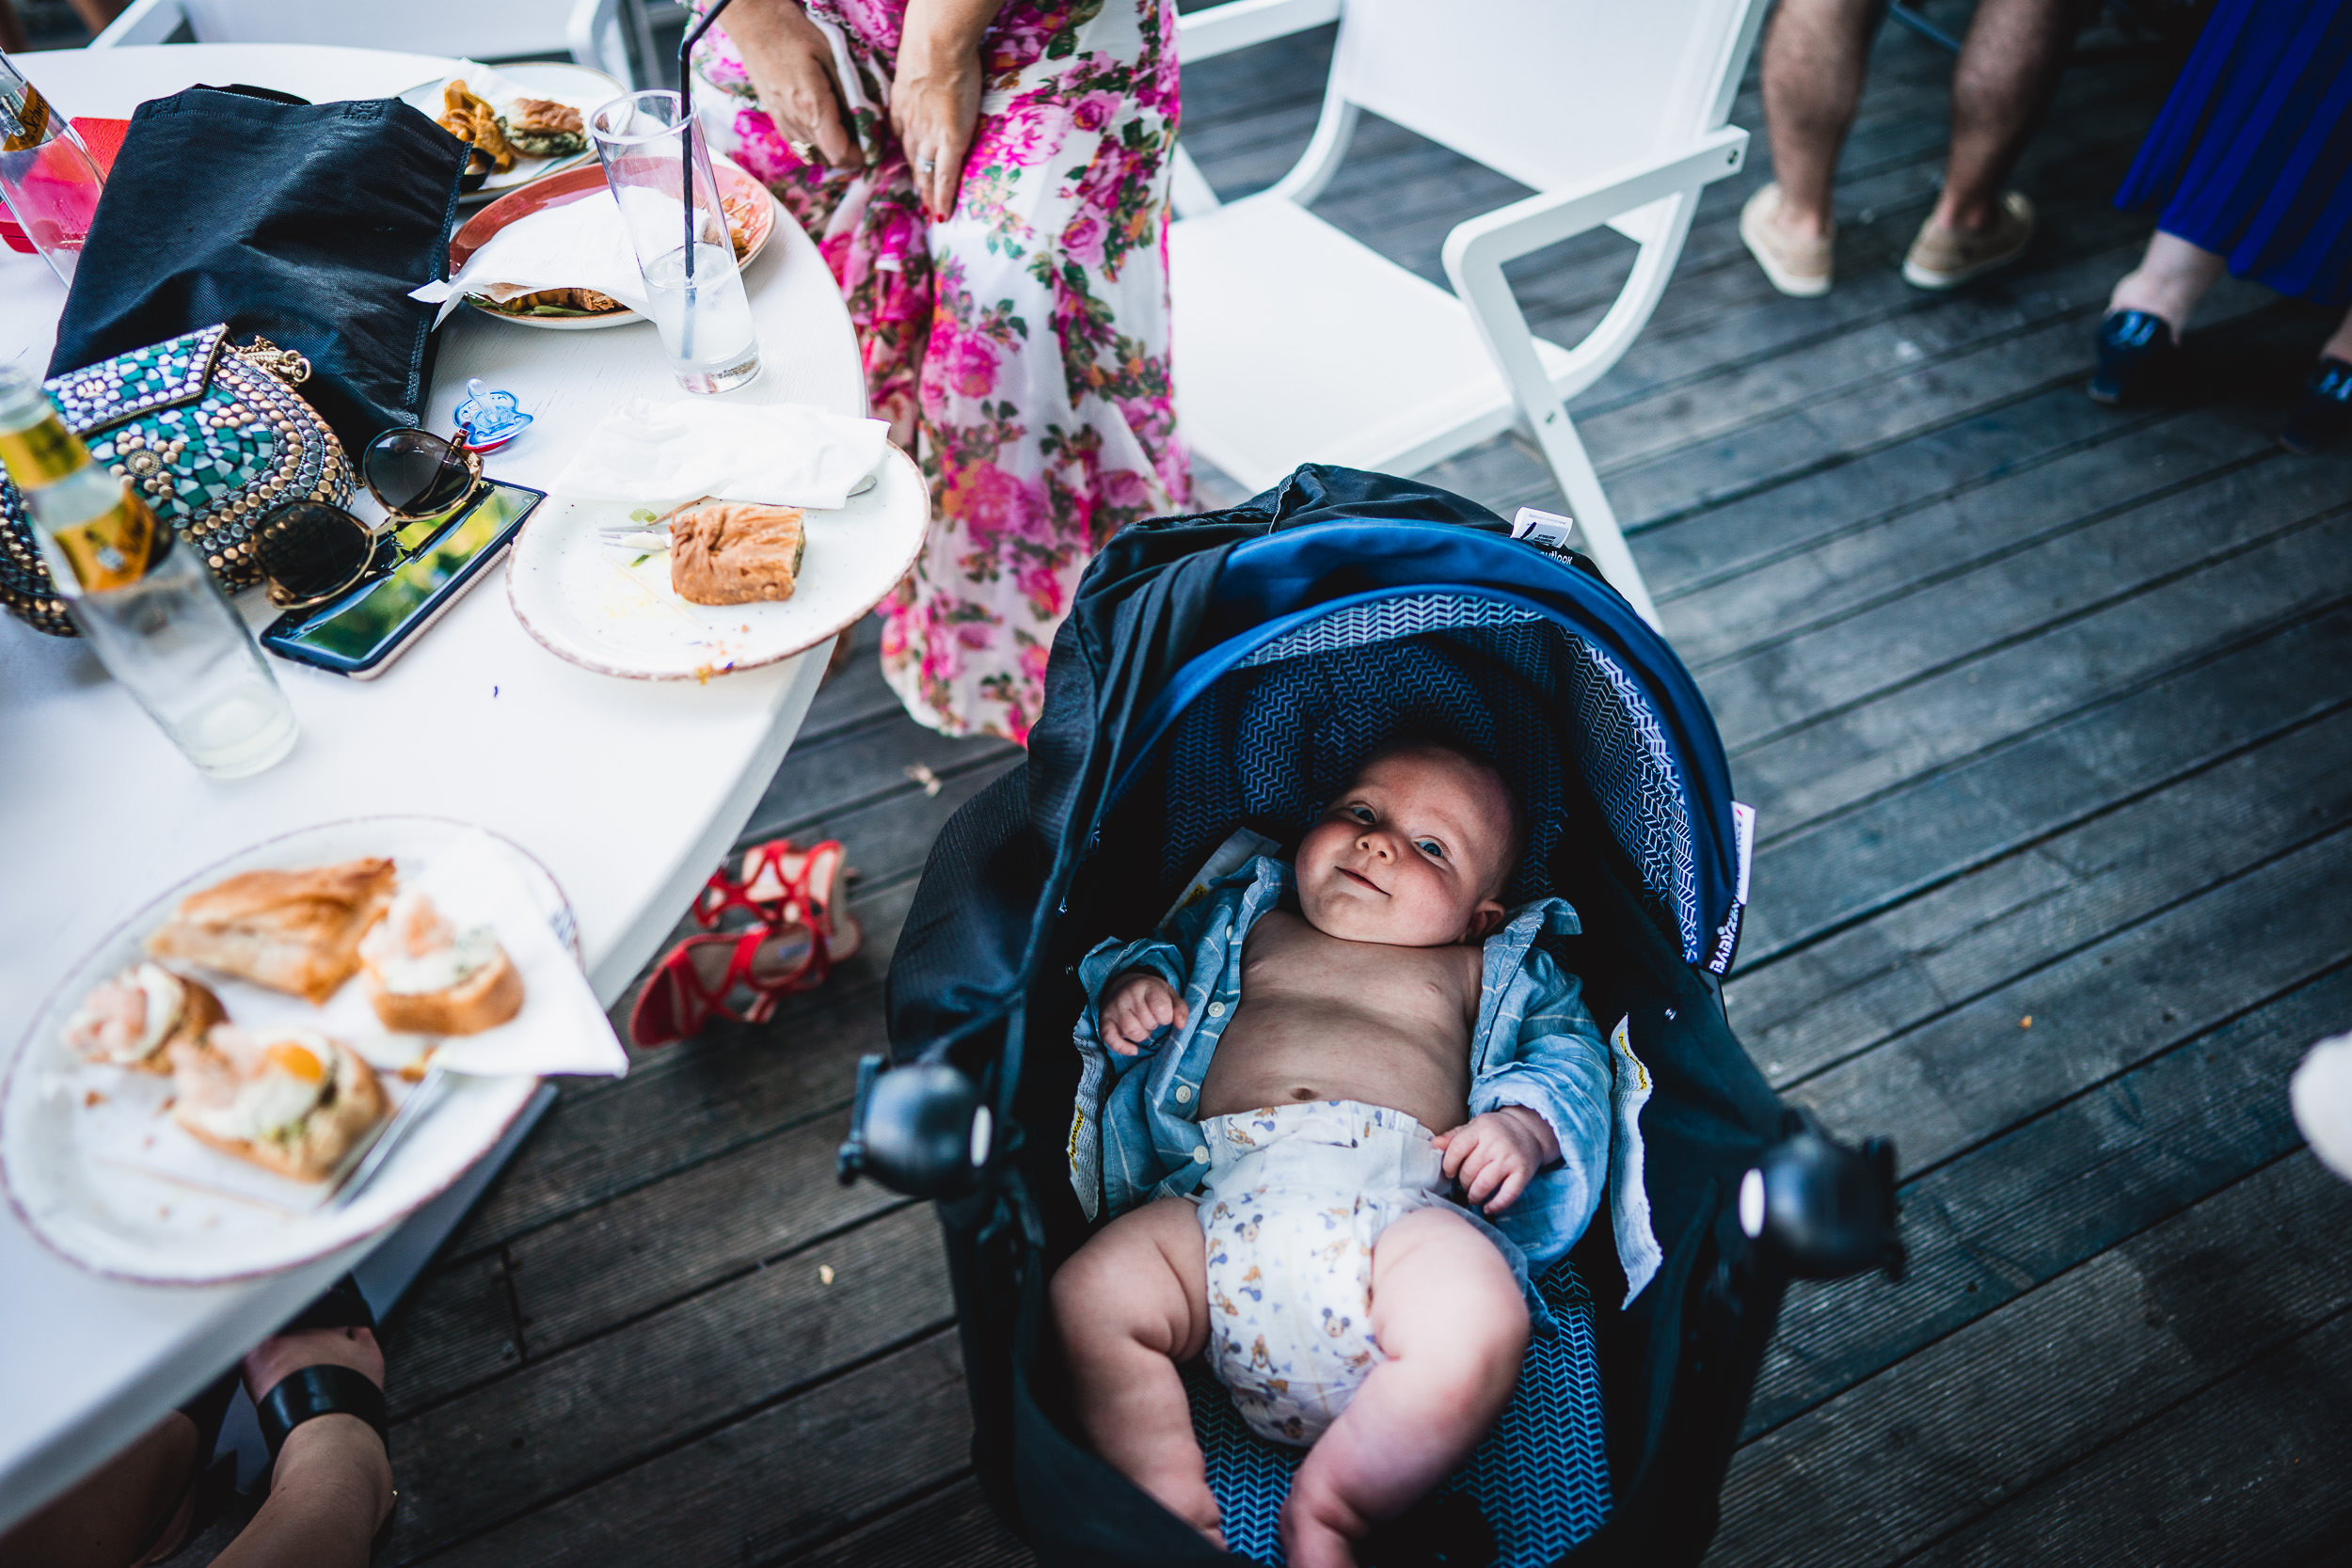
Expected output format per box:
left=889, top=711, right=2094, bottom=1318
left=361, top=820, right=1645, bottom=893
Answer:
left=147, top=858, right=397, bottom=1004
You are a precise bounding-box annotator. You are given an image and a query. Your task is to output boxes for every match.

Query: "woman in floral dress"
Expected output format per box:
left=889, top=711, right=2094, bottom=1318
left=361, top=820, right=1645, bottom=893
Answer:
left=695, top=0, right=1188, bottom=742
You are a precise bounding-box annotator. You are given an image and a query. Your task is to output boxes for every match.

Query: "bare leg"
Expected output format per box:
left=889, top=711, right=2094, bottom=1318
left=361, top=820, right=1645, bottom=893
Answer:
left=1051, top=1196, right=1222, bottom=1545
left=0, top=1326, right=389, bottom=1568
left=2107, top=230, right=2229, bottom=336
left=2323, top=303, right=2352, bottom=364
left=1759, top=0, right=1881, bottom=240
left=0, top=1413, right=198, bottom=1567
left=1279, top=1209, right=1530, bottom=1568
left=215, top=1325, right=394, bottom=1568
left=1932, top=0, right=2084, bottom=232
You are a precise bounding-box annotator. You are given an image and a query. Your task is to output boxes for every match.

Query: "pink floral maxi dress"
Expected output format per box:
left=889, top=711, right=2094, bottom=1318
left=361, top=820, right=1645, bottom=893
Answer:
left=695, top=0, right=1189, bottom=742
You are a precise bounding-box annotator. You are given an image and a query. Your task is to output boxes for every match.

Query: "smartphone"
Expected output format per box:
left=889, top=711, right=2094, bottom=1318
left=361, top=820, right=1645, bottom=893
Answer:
left=260, top=480, right=544, bottom=679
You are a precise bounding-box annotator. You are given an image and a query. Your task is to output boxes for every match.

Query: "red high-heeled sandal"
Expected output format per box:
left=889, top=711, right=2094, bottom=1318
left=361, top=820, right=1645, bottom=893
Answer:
left=692, top=838, right=862, bottom=962
left=628, top=921, right=827, bottom=1048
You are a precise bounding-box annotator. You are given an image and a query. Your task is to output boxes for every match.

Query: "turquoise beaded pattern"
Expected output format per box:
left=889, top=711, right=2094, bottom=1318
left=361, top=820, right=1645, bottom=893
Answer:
left=0, top=325, right=352, bottom=637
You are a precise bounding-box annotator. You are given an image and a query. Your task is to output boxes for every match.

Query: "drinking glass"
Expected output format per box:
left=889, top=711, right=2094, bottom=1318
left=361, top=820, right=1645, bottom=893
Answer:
left=589, top=90, right=761, bottom=395
left=0, top=51, right=106, bottom=286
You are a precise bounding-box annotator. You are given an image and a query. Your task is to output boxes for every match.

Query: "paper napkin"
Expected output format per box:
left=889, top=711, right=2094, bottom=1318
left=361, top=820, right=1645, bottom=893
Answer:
left=549, top=399, right=890, bottom=511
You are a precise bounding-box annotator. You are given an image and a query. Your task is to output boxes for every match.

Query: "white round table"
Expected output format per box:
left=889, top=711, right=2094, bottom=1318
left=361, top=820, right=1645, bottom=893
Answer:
left=0, top=42, right=881, bottom=1533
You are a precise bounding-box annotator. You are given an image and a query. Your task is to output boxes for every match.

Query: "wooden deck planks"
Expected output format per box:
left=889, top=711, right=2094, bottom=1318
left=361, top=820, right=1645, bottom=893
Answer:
left=1709, top=1154, right=2352, bottom=1567
left=364, top=8, right=2352, bottom=1564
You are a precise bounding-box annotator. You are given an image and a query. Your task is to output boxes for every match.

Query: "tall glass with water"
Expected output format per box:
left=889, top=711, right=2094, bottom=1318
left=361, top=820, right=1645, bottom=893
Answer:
left=0, top=50, right=106, bottom=286
left=590, top=91, right=761, bottom=394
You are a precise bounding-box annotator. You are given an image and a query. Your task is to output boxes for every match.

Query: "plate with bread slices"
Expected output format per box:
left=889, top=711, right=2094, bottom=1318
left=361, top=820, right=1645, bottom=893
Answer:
left=2, top=817, right=627, bottom=1283
left=505, top=440, right=931, bottom=680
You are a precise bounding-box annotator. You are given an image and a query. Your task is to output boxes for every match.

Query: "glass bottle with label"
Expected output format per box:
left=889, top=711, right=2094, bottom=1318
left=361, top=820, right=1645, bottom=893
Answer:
left=0, top=369, right=298, bottom=778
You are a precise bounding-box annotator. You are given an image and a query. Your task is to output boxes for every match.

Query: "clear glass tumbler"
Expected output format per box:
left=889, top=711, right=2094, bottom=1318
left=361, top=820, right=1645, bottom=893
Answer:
left=0, top=51, right=107, bottom=287
left=589, top=90, right=761, bottom=395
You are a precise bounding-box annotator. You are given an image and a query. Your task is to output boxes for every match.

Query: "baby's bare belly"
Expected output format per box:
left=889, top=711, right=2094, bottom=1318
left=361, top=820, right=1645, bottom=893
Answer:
left=1199, top=993, right=1471, bottom=1133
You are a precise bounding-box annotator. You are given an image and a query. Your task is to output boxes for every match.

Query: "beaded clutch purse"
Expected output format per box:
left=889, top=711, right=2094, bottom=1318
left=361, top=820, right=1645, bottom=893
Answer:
left=1, top=323, right=353, bottom=636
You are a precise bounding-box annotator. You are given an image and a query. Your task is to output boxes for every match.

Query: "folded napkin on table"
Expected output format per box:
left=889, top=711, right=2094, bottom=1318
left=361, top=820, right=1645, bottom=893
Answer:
left=410, top=191, right=648, bottom=325
left=551, top=399, right=891, bottom=511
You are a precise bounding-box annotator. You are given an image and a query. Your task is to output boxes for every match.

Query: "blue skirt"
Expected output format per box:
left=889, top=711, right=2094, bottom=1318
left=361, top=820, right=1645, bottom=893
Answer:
left=2114, top=0, right=2352, bottom=308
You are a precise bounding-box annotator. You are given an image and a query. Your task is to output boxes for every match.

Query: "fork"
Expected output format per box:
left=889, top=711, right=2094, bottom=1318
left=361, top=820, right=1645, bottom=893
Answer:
left=326, top=1065, right=451, bottom=1212
left=592, top=471, right=878, bottom=543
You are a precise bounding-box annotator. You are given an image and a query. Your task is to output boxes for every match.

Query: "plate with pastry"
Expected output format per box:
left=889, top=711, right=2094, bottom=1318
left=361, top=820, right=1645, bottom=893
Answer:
left=398, top=59, right=624, bottom=200
left=505, top=439, right=930, bottom=680
left=1, top=816, right=627, bottom=1284
left=444, top=161, right=779, bottom=330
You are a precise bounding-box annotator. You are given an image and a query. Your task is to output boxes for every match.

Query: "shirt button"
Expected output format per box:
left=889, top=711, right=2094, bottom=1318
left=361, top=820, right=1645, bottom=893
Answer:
left=1207, top=1001, right=1226, bottom=1018
left=1175, top=1085, right=1192, bottom=1103
left=1192, top=1146, right=1210, bottom=1164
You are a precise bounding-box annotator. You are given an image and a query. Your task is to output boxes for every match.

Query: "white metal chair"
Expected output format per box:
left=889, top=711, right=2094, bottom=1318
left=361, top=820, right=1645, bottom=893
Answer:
left=92, top=0, right=636, bottom=84
left=1169, top=0, right=1767, bottom=626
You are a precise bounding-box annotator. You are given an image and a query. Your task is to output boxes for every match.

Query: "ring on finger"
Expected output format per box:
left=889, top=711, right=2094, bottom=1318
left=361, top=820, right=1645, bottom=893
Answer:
left=917, top=155, right=938, bottom=172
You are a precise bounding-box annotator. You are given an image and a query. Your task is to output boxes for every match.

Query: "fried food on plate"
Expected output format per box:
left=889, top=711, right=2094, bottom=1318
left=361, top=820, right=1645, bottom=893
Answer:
left=146, top=858, right=397, bottom=1004
left=665, top=499, right=806, bottom=607
left=438, top=79, right=516, bottom=175
left=359, top=887, right=525, bottom=1036
left=61, top=963, right=224, bottom=1074
left=169, top=1025, right=388, bottom=1182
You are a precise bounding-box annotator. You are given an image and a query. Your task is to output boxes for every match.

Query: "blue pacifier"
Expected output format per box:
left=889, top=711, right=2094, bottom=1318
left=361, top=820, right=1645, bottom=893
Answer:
left=453, top=379, right=533, bottom=452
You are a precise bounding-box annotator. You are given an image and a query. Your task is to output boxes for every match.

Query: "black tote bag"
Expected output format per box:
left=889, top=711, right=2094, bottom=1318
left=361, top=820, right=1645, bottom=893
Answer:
left=49, top=86, right=469, bottom=452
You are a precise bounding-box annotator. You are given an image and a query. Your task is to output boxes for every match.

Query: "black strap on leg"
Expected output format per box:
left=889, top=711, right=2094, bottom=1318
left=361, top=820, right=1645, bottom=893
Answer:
left=256, top=1365, right=389, bottom=1461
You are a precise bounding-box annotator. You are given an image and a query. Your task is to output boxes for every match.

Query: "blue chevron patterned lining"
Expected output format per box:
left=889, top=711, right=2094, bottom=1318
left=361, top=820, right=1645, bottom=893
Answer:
left=1184, top=1261, right=1611, bottom=1565
left=1153, top=594, right=1700, bottom=958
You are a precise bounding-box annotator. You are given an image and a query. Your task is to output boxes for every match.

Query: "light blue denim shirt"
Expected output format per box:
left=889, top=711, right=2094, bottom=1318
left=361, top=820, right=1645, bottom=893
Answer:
left=1065, top=853, right=1655, bottom=1319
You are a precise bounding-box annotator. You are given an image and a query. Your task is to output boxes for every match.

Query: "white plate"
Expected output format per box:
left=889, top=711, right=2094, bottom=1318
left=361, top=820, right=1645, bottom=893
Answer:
left=400, top=60, right=626, bottom=201
left=505, top=444, right=931, bottom=680
left=1, top=818, right=580, bottom=1284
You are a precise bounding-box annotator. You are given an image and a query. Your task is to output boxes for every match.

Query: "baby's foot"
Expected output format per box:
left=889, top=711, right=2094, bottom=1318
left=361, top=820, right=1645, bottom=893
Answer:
left=1138, top=1468, right=1225, bottom=1551
left=1279, top=1486, right=1368, bottom=1568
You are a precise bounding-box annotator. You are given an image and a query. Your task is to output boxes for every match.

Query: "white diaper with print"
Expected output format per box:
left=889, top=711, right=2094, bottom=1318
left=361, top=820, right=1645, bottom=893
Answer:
left=1197, top=1099, right=1449, bottom=1446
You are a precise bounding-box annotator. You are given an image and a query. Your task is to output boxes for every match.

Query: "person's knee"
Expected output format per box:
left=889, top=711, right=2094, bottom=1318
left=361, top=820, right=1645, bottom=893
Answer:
left=1372, top=1213, right=1530, bottom=1369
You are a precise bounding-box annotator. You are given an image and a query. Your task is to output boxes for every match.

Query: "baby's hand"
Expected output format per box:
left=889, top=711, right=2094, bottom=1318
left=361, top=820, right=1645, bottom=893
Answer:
left=1434, top=1106, right=1560, bottom=1214
left=1100, top=972, right=1187, bottom=1055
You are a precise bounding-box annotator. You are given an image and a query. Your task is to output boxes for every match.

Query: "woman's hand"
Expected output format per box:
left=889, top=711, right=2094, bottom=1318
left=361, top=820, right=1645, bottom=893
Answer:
left=1101, top=972, right=1187, bottom=1054
left=891, top=0, right=1006, bottom=219
left=890, top=40, right=983, bottom=218
left=725, top=0, right=864, bottom=169
left=1433, top=1106, right=1560, bottom=1215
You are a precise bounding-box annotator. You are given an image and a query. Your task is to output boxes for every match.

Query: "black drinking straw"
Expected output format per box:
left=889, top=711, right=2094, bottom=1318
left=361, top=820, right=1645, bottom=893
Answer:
left=676, top=0, right=739, bottom=289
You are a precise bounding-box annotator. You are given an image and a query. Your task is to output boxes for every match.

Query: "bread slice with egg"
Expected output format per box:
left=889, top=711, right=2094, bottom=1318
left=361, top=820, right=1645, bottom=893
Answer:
left=358, top=888, right=525, bottom=1036
left=169, top=1027, right=388, bottom=1182
left=63, top=964, right=224, bottom=1074
left=367, top=946, right=524, bottom=1036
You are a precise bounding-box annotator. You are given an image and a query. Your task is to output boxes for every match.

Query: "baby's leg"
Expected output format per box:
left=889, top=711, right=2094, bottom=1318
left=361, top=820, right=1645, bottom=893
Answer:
left=1049, top=1195, right=1222, bottom=1545
left=1281, top=1207, right=1531, bottom=1568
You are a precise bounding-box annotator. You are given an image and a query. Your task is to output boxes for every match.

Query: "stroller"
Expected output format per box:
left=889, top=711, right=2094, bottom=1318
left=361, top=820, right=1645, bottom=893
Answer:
left=841, top=467, right=1904, bottom=1567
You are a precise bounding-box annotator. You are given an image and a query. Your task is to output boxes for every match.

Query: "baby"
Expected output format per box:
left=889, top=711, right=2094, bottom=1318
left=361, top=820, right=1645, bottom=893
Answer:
left=1051, top=742, right=1613, bottom=1568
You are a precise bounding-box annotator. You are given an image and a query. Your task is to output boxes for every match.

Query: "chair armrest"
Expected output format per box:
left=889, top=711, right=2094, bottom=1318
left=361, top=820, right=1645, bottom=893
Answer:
left=1441, top=125, right=1748, bottom=279
left=91, top=0, right=185, bottom=47
left=1178, top=0, right=1343, bottom=61
left=569, top=0, right=626, bottom=81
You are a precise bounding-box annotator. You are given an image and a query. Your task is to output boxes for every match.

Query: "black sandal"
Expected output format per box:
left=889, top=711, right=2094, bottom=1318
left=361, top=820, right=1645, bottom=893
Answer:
left=251, top=1275, right=395, bottom=1560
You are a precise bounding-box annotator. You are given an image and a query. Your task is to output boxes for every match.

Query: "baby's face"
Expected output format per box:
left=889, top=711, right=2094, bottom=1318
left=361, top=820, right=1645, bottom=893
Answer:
left=1294, top=748, right=1514, bottom=947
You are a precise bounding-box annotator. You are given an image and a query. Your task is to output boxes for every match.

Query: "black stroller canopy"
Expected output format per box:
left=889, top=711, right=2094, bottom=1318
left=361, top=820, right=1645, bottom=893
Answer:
left=1098, top=524, right=1749, bottom=964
